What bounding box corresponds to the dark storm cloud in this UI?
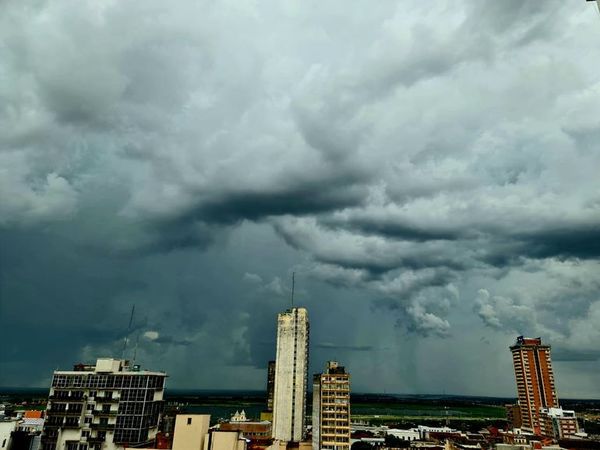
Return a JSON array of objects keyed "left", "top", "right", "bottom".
[
  {"left": 515, "top": 226, "right": 600, "bottom": 260},
  {"left": 335, "top": 218, "right": 464, "bottom": 242},
  {"left": 1, "top": 0, "right": 599, "bottom": 396},
  {"left": 171, "top": 173, "right": 368, "bottom": 226}
]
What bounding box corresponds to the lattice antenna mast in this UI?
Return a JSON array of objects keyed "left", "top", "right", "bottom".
[
  {"left": 121, "top": 304, "right": 136, "bottom": 359},
  {"left": 291, "top": 272, "right": 295, "bottom": 308},
  {"left": 132, "top": 332, "right": 140, "bottom": 365}
]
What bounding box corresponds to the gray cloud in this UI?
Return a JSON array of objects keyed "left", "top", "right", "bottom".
[
  {"left": 314, "top": 343, "right": 375, "bottom": 352},
  {"left": 0, "top": 0, "right": 599, "bottom": 396}
]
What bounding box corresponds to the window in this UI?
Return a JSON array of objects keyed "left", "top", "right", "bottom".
[{"left": 187, "top": 418, "right": 192, "bottom": 425}]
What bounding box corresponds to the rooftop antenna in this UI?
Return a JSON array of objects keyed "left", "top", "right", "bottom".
[
  {"left": 132, "top": 332, "right": 140, "bottom": 366},
  {"left": 290, "top": 272, "right": 295, "bottom": 308},
  {"left": 121, "top": 304, "right": 135, "bottom": 359}
]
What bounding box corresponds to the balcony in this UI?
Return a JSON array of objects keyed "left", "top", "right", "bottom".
[
  {"left": 49, "top": 396, "right": 86, "bottom": 402},
  {"left": 47, "top": 410, "right": 84, "bottom": 416},
  {"left": 94, "top": 397, "right": 120, "bottom": 403},
  {"left": 90, "top": 423, "right": 115, "bottom": 431},
  {"left": 93, "top": 410, "right": 118, "bottom": 417}
]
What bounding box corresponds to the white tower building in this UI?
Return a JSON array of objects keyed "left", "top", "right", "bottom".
[{"left": 272, "top": 307, "right": 309, "bottom": 442}]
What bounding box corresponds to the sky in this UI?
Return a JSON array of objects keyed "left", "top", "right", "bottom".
[{"left": 1, "top": 0, "right": 599, "bottom": 398}]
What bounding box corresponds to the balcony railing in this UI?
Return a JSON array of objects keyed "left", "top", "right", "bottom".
[
  {"left": 47, "top": 410, "right": 84, "bottom": 416},
  {"left": 94, "top": 397, "right": 120, "bottom": 403},
  {"left": 93, "top": 410, "right": 118, "bottom": 417},
  {"left": 49, "top": 396, "right": 86, "bottom": 402},
  {"left": 90, "top": 423, "right": 115, "bottom": 431}
]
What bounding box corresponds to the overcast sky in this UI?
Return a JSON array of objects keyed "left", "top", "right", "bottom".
[{"left": 1, "top": 0, "right": 599, "bottom": 398}]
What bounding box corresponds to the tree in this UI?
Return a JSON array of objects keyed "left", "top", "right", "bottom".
[{"left": 352, "top": 441, "right": 374, "bottom": 450}]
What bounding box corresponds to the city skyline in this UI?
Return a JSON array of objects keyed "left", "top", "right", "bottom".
[{"left": 1, "top": 0, "right": 600, "bottom": 399}]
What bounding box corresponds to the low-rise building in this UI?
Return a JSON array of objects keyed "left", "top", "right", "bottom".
[
  {"left": 205, "top": 431, "right": 246, "bottom": 450},
  {"left": 386, "top": 429, "right": 420, "bottom": 442},
  {"left": 172, "top": 415, "right": 210, "bottom": 450},
  {"left": 219, "top": 421, "right": 271, "bottom": 441},
  {"left": 539, "top": 409, "right": 578, "bottom": 440}
]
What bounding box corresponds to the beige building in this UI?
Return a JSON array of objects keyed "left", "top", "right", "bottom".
[
  {"left": 172, "top": 415, "right": 210, "bottom": 450},
  {"left": 205, "top": 431, "right": 246, "bottom": 450},
  {"left": 171, "top": 415, "right": 246, "bottom": 450},
  {"left": 312, "top": 362, "right": 350, "bottom": 450},
  {"left": 272, "top": 308, "right": 309, "bottom": 442}
]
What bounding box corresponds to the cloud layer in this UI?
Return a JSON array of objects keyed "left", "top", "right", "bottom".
[{"left": 1, "top": 0, "right": 599, "bottom": 397}]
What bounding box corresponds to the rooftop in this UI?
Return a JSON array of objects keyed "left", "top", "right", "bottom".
[{"left": 54, "top": 358, "right": 166, "bottom": 376}]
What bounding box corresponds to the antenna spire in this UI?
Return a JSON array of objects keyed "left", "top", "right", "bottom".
[
  {"left": 132, "top": 332, "right": 140, "bottom": 365},
  {"left": 121, "top": 304, "right": 136, "bottom": 359},
  {"left": 291, "top": 272, "right": 295, "bottom": 308}
]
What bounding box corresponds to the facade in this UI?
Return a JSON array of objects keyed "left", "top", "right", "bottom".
[
  {"left": 386, "top": 429, "right": 420, "bottom": 442},
  {"left": 219, "top": 421, "right": 271, "bottom": 441},
  {"left": 41, "top": 358, "right": 166, "bottom": 450},
  {"left": 172, "top": 415, "right": 210, "bottom": 450},
  {"left": 539, "top": 408, "right": 579, "bottom": 439},
  {"left": 205, "top": 431, "right": 246, "bottom": 450},
  {"left": 0, "top": 420, "right": 18, "bottom": 450},
  {"left": 266, "top": 362, "right": 276, "bottom": 414},
  {"left": 312, "top": 362, "right": 350, "bottom": 450},
  {"left": 510, "top": 337, "right": 558, "bottom": 434},
  {"left": 272, "top": 308, "right": 309, "bottom": 443},
  {"left": 506, "top": 404, "right": 523, "bottom": 429}
]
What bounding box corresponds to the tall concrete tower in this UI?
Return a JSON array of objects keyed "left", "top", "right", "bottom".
[
  {"left": 272, "top": 307, "right": 309, "bottom": 442},
  {"left": 510, "top": 336, "right": 559, "bottom": 434}
]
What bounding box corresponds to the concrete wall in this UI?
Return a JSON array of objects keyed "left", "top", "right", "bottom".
[
  {"left": 0, "top": 421, "right": 17, "bottom": 450},
  {"left": 207, "top": 431, "right": 245, "bottom": 450},
  {"left": 312, "top": 376, "right": 320, "bottom": 450},
  {"left": 172, "top": 415, "right": 210, "bottom": 450},
  {"left": 55, "top": 428, "right": 83, "bottom": 450}
]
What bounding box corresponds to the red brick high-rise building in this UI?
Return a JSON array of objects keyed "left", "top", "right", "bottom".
[{"left": 510, "top": 336, "right": 559, "bottom": 434}]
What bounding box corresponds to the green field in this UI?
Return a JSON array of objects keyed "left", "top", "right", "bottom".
[{"left": 351, "top": 403, "right": 506, "bottom": 420}]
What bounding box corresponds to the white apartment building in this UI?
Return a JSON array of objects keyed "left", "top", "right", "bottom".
[
  {"left": 539, "top": 408, "right": 579, "bottom": 439},
  {"left": 272, "top": 307, "right": 309, "bottom": 442},
  {"left": 42, "top": 358, "right": 166, "bottom": 450}
]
